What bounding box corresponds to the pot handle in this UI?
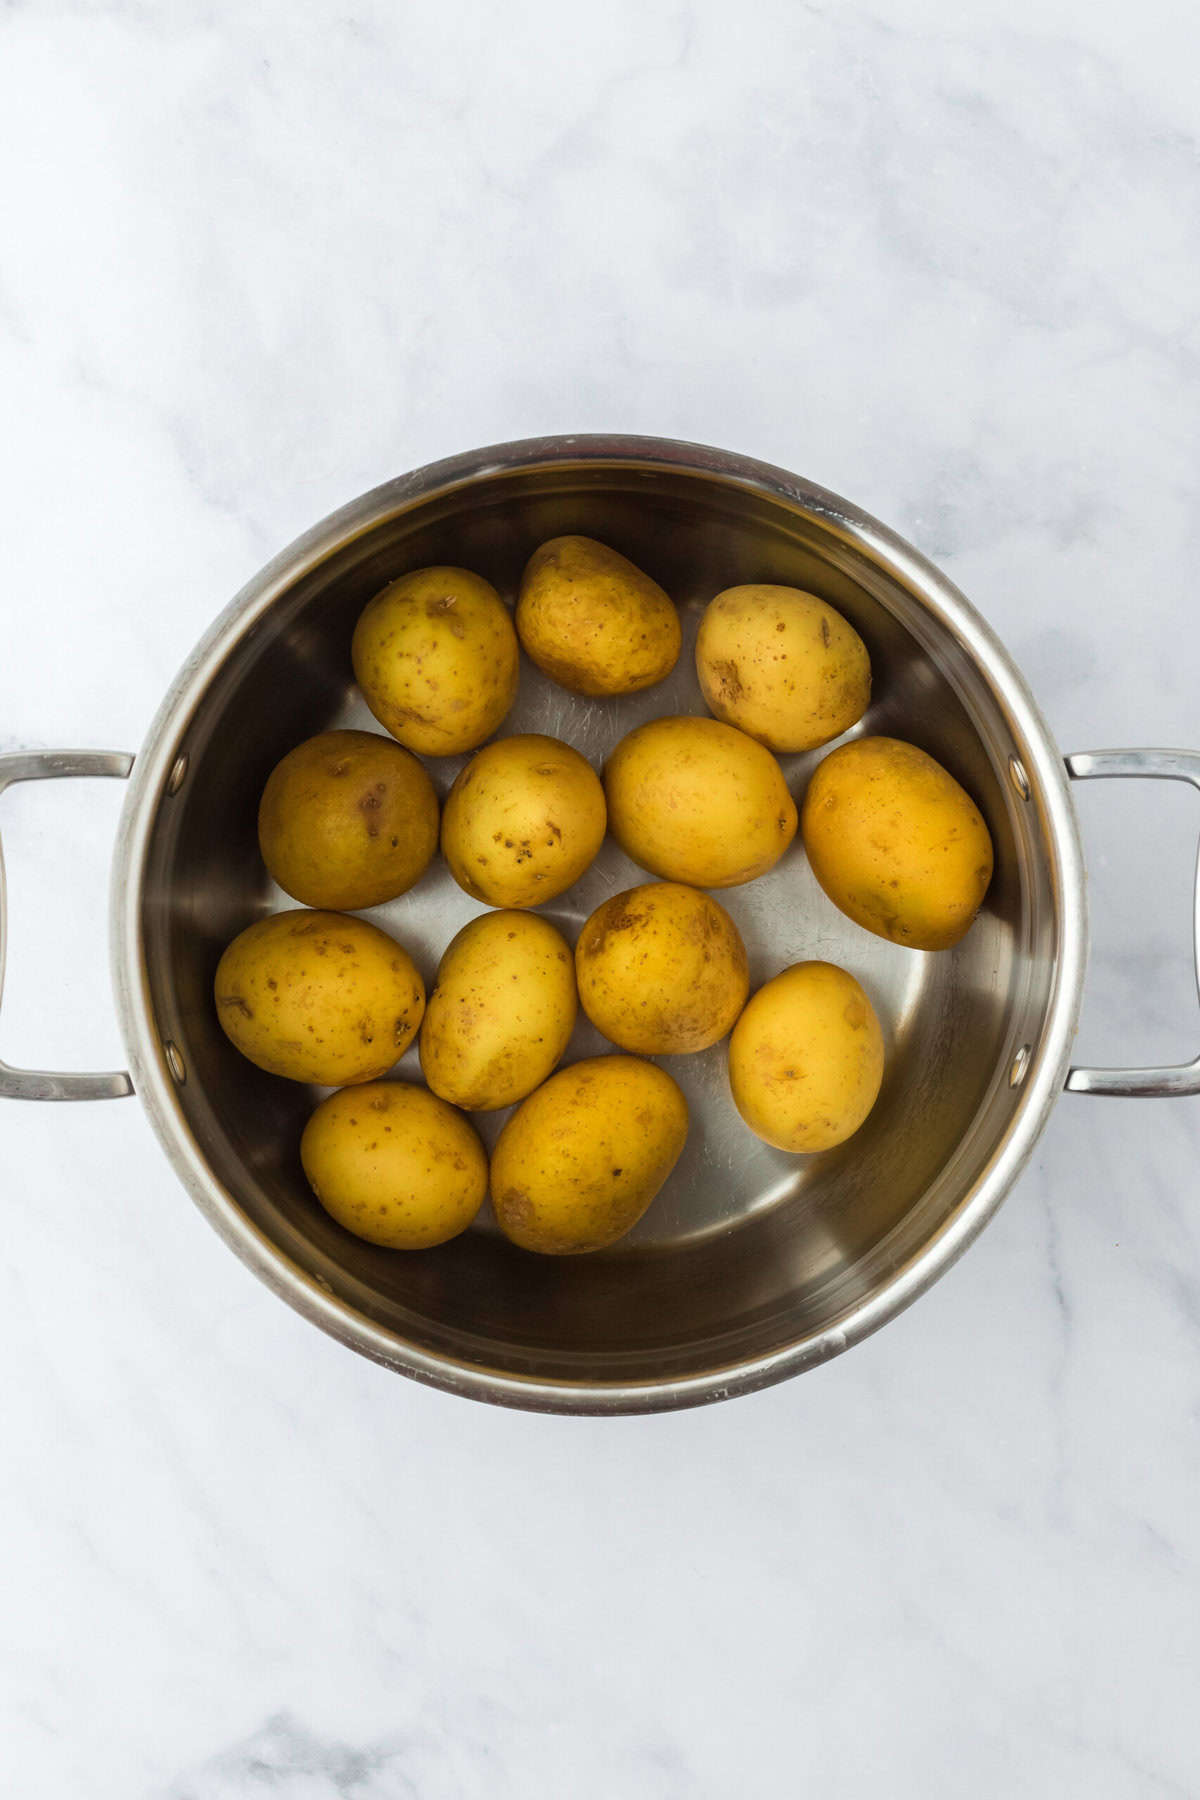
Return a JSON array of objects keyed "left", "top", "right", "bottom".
[
  {"left": 0, "top": 750, "right": 135, "bottom": 1100},
  {"left": 1065, "top": 748, "right": 1200, "bottom": 1098}
]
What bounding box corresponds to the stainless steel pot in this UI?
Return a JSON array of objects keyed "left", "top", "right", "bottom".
[{"left": 3, "top": 436, "right": 1198, "bottom": 1413}]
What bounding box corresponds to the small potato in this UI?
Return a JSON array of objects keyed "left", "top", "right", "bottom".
[
  {"left": 491, "top": 1055, "right": 688, "bottom": 1254},
  {"left": 728, "top": 962, "right": 884, "bottom": 1153},
  {"left": 604, "top": 714, "right": 796, "bottom": 888},
  {"left": 801, "top": 736, "right": 994, "bottom": 951},
  {"left": 420, "top": 911, "right": 577, "bottom": 1110},
  {"left": 214, "top": 910, "right": 425, "bottom": 1085},
  {"left": 441, "top": 733, "right": 606, "bottom": 907},
  {"left": 516, "top": 535, "right": 681, "bottom": 695},
  {"left": 696, "top": 583, "right": 870, "bottom": 752},
  {"left": 258, "top": 729, "right": 438, "bottom": 911},
  {"left": 575, "top": 882, "right": 748, "bottom": 1054},
  {"left": 351, "top": 566, "right": 519, "bottom": 756},
  {"left": 301, "top": 1082, "right": 486, "bottom": 1249}
]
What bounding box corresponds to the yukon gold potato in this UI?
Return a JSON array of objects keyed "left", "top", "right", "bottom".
[
  {"left": 801, "top": 736, "right": 994, "bottom": 951},
  {"left": 257, "top": 729, "right": 438, "bottom": 911},
  {"left": 696, "top": 583, "right": 870, "bottom": 752},
  {"left": 729, "top": 962, "right": 884, "bottom": 1153},
  {"left": 516, "top": 535, "right": 681, "bottom": 695},
  {"left": 575, "top": 882, "right": 749, "bottom": 1054},
  {"left": 441, "top": 733, "right": 606, "bottom": 907},
  {"left": 351, "top": 566, "right": 518, "bottom": 756},
  {"left": 603, "top": 715, "right": 796, "bottom": 888},
  {"left": 419, "top": 911, "right": 577, "bottom": 1110},
  {"left": 301, "top": 1082, "right": 486, "bottom": 1249},
  {"left": 491, "top": 1055, "right": 689, "bottom": 1254},
  {"left": 214, "top": 910, "right": 425, "bottom": 1085}
]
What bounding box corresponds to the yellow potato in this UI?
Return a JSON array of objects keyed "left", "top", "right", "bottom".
[
  {"left": 516, "top": 535, "right": 681, "bottom": 695},
  {"left": 696, "top": 583, "right": 871, "bottom": 752},
  {"left": 214, "top": 910, "right": 425, "bottom": 1085},
  {"left": 575, "top": 882, "right": 748, "bottom": 1054},
  {"left": 257, "top": 729, "right": 438, "bottom": 911},
  {"left": 351, "top": 566, "right": 518, "bottom": 756},
  {"left": 491, "top": 1055, "right": 688, "bottom": 1254},
  {"left": 441, "top": 733, "right": 606, "bottom": 907},
  {"left": 801, "top": 736, "right": 994, "bottom": 950},
  {"left": 301, "top": 1081, "right": 486, "bottom": 1249},
  {"left": 728, "top": 962, "right": 884, "bottom": 1152},
  {"left": 603, "top": 715, "right": 797, "bottom": 888},
  {"left": 419, "top": 911, "right": 577, "bottom": 1110}
]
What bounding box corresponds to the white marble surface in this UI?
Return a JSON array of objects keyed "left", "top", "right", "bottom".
[{"left": 3, "top": 1, "right": 1200, "bottom": 1793}]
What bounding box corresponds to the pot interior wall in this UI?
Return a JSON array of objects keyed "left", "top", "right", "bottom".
[{"left": 135, "top": 462, "right": 1060, "bottom": 1388}]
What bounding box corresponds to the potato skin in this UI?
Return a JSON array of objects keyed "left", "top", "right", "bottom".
[
  {"left": 419, "top": 910, "right": 577, "bottom": 1110},
  {"left": 301, "top": 1081, "right": 486, "bottom": 1249},
  {"left": 257, "top": 729, "right": 438, "bottom": 911},
  {"left": 490, "top": 1056, "right": 689, "bottom": 1254},
  {"left": 441, "top": 733, "right": 606, "bottom": 908},
  {"left": 214, "top": 910, "right": 425, "bottom": 1085},
  {"left": 696, "top": 583, "right": 870, "bottom": 752},
  {"left": 516, "top": 535, "right": 681, "bottom": 696},
  {"left": 351, "top": 566, "right": 519, "bottom": 756},
  {"left": 728, "top": 962, "right": 884, "bottom": 1153},
  {"left": 575, "top": 882, "right": 749, "bottom": 1054},
  {"left": 603, "top": 715, "right": 797, "bottom": 888},
  {"left": 801, "top": 736, "right": 994, "bottom": 951}
]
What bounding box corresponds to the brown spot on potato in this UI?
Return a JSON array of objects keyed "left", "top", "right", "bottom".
[
  {"left": 820, "top": 616, "right": 831, "bottom": 647},
  {"left": 217, "top": 994, "right": 253, "bottom": 1018},
  {"left": 710, "top": 658, "right": 743, "bottom": 701},
  {"left": 388, "top": 703, "right": 438, "bottom": 727},
  {"left": 502, "top": 1190, "right": 532, "bottom": 1229}
]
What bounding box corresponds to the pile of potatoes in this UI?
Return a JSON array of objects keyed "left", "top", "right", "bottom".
[{"left": 215, "top": 537, "right": 994, "bottom": 1256}]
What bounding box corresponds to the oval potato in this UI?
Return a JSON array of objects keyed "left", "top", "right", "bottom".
[
  {"left": 491, "top": 1056, "right": 689, "bottom": 1254},
  {"left": 258, "top": 729, "right": 438, "bottom": 911},
  {"left": 442, "top": 733, "right": 606, "bottom": 907},
  {"left": 301, "top": 1081, "right": 486, "bottom": 1248},
  {"left": 801, "top": 736, "right": 994, "bottom": 950},
  {"left": 729, "top": 962, "right": 884, "bottom": 1152},
  {"left": 214, "top": 910, "right": 425, "bottom": 1085},
  {"left": 352, "top": 566, "right": 519, "bottom": 756},
  {"left": 604, "top": 714, "right": 797, "bottom": 888},
  {"left": 575, "top": 882, "right": 748, "bottom": 1054},
  {"left": 420, "top": 910, "right": 577, "bottom": 1110},
  {"left": 696, "top": 583, "right": 870, "bottom": 752},
  {"left": 517, "top": 535, "right": 681, "bottom": 695}
]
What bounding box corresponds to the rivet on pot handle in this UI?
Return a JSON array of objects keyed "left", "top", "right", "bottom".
[
  {"left": 0, "top": 750, "right": 135, "bottom": 1101},
  {"left": 1065, "top": 748, "right": 1200, "bottom": 1098}
]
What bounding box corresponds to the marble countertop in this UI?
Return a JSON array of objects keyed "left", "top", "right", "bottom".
[{"left": 3, "top": 2, "right": 1200, "bottom": 1794}]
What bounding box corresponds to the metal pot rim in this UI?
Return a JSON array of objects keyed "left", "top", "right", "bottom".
[{"left": 109, "top": 433, "right": 1087, "bottom": 1414}]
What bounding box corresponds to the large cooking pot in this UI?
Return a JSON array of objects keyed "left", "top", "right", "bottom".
[{"left": 3, "top": 436, "right": 1197, "bottom": 1413}]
